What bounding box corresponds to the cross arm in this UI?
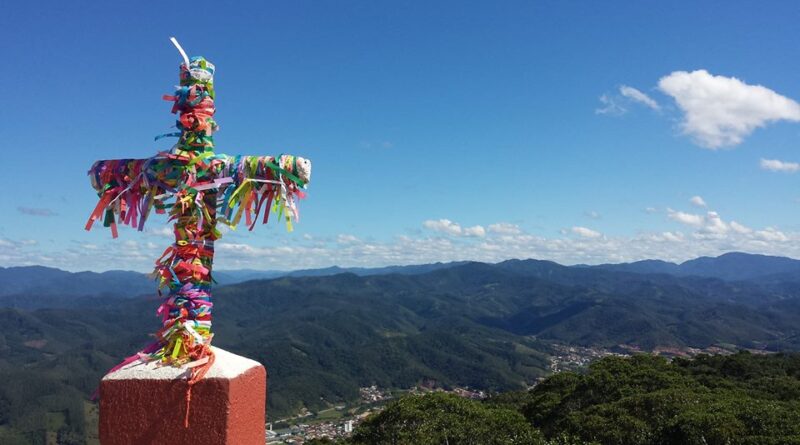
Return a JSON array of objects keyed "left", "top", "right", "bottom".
[{"left": 85, "top": 152, "right": 311, "bottom": 237}]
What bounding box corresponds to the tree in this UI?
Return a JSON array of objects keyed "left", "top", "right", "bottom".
[{"left": 351, "top": 393, "right": 544, "bottom": 445}]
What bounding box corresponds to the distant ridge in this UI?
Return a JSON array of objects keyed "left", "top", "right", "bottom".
[
  {"left": 212, "top": 261, "right": 470, "bottom": 283},
  {"left": 584, "top": 259, "right": 679, "bottom": 275},
  {"left": 2, "top": 253, "right": 798, "bottom": 308},
  {"left": 287, "top": 261, "right": 471, "bottom": 278},
  {"left": 591, "top": 252, "right": 800, "bottom": 281},
  {"left": 0, "top": 266, "right": 154, "bottom": 298}
]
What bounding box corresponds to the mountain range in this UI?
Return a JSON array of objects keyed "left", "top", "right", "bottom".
[
  {"left": 2, "top": 252, "right": 798, "bottom": 307},
  {"left": 0, "top": 261, "right": 471, "bottom": 306},
  {"left": 2, "top": 251, "right": 800, "bottom": 441}
]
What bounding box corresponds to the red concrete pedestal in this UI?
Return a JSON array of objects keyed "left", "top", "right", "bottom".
[{"left": 99, "top": 347, "right": 266, "bottom": 445}]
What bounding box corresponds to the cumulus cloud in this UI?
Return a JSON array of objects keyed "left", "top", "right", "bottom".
[
  {"left": 761, "top": 158, "right": 800, "bottom": 173},
  {"left": 423, "top": 219, "right": 484, "bottom": 237},
  {"left": 3, "top": 206, "right": 799, "bottom": 272},
  {"left": 463, "top": 226, "right": 486, "bottom": 237},
  {"left": 186, "top": 219, "right": 796, "bottom": 269},
  {"left": 620, "top": 85, "right": 660, "bottom": 110},
  {"left": 698, "top": 211, "right": 729, "bottom": 237},
  {"left": 667, "top": 209, "right": 704, "bottom": 227},
  {"left": 668, "top": 208, "right": 753, "bottom": 239},
  {"left": 3, "top": 218, "right": 800, "bottom": 273},
  {"left": 571, "top": 226, "right": 602, "bottom": 238},
  {"left": 584, "top": 211, "right": 602, "bottom": 220},
  {"left": 658, "top": 70, "right": 800, "bottom": 148},
  {"left": 423, "top": 219, "right": 465, "bottom": 236},
  {"left": 689, "top": 196, "right": 707, "bottom": 208}
]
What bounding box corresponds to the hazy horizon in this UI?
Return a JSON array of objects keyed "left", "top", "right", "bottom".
[{"left": 3, "top": 250, "right": 797, "bottom": 274}]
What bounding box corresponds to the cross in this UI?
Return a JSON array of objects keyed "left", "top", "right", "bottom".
[{"left": 85, "top": 40, "right": 311, "bottom": 389}]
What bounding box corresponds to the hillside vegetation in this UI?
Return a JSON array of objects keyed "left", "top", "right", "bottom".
[{"left": 344, "top": 352, "right": 800, "bottom": 444}]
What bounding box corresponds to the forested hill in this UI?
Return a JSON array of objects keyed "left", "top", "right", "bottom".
[
  {"left": 211, "top": 258, "right": 800, "bottom": 353},
  {"left": 345, "top": 352, "right": 800, "bottom": 445}
]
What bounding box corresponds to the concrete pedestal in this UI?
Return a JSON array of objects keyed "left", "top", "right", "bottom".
[{"left": 99, "top": 347, "right": 266, "bottom": 445}]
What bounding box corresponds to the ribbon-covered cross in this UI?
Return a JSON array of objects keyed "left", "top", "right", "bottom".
[{"left": 85, "top": 39, "right": 311, "bottom": 424}]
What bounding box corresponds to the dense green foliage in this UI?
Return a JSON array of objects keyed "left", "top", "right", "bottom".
[
  {"left": 212, "top": 271, "right": 554, "bottom": 415},
  {"left": 352, "top": 392, "right": 544, "bottom": 444},
  {"left": 341, "top": 353, "right": 800, "bottom": 445},
  {"left": 0, "top": 308, "right": 152, "bottom": 444},
  {"left": 516, "top": 352, "right": 800, "bottom": 444}
]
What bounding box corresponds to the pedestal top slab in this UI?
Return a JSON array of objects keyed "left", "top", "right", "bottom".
[{"left": 103, "top": 346, "right": 261, "bottom": 381}]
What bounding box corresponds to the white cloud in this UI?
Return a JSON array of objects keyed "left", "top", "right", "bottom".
[
  {"left": 760, "top": 158, "right": 800, "bottom": 173},
  {"left": 654, "top": 231, "right": 685, "bottom": 243},
  {"left": 667, "top": 208, "right": 753, "bottom": 240},
  {"left": 423, "top": 220, "right": 485, "bottom": 238},
  {"left": 463, "top": 226, "right": 486, "bottom": 237},
  {"left": 571, "top": 226, "right": 602, "bottom": 238},
  {"left": 595, "top": 94, "right": 626, "bottom": 115},
  {"left": 658, "top": 70, "right": 800, "bottom": 148},
  {"left": 753, "top": 227, "right": 787, "bottom": 242},
  {"left": 730, "top": 221, "right": 752, "bottom": 234},
  {"left": 216, "top": 242, "right": 259, "bottom": 255},
  {"left": 584, "top": 211, "right": 602, "bottom": 220},
  {"left": 488, "top": 223, "right": 522, "bottom": 235},
  {"left": 667, "top": 209, "right": 704, "bottom": 227},
  {"left": 156, "top": 219, "right": 800, "bottom": 270},
  {"left": 597, "top": 86, "right": 660, "bottom": 116},
  {"left": 620, "top": 85, "right": 660, "bottom": 110},
  {"left": 644, "top": 207, "right": 658, "bottom": 214},
  {"left": 700, "top": 211, "right": 728, "bottom": 236},
  {"left": 3, "top": 206, "right": 799, "bottom": 272},
  {"left": 423, "top": 219, "right": 464, "bottom": 236},
  {"left": 689, "top": 196, "right": 707, "bottom": 208}
]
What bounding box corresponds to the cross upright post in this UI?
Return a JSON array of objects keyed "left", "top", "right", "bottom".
[{"left": 87, "top": 40, "right": 311, "bottom": 440}]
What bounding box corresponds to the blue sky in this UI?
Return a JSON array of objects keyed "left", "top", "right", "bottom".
[{"left": 2, "top": 1, "right": 800, "bottom": 272}]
